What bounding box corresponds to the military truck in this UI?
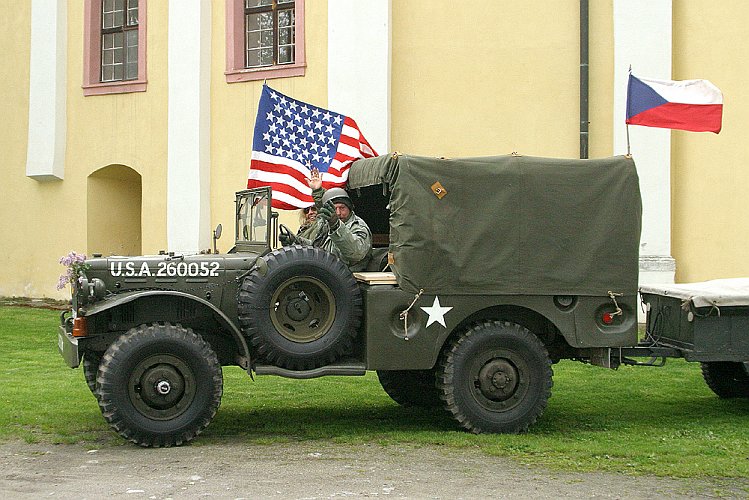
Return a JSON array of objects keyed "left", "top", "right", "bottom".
[{"left": 57, "top": 153, "right": 748, "bottom": 447}]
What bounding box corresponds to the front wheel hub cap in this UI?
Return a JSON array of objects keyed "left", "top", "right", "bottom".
[
  {"left": 155, "top": 380, "right": 172, "bottom": 395},
  {"left": 478, "top": 359, "right": 518, "bottom": 401},
  {"left": 139, "top": 364, "right": 185, "bottom": 409}
]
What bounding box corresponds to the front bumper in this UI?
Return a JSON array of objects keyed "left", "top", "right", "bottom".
[{"left": 58, "top": 315, "right": 81, "bottom": 368}]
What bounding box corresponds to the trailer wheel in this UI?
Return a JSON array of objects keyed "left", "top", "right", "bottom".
[
  {"left": 700, "top": 362, "right": 749, "bottom": 398},
  {"left": 377, "top": 369, "right": 442, "bottom": 408},
  {"left": 82, "top": 351, "right": 101, "bottom": 397},
  {"left": 238, "top": 245, "right": 362, "bottom": 370},
  {"left": 96, "top": 323, "right": 223, "bottom": 447},
  {"left": 437, "top": 321, "right": 553, "bottom": 434}
]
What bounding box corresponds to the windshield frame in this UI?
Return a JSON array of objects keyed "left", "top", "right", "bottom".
[{"left": 234, "top": 187, "right": 272, "bottom": 253}]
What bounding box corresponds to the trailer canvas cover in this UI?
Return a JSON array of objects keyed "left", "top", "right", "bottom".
[{"left": 348, "top": 154, "right": 642, "bottom": 296}]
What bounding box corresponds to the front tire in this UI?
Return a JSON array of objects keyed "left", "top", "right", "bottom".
[
  {"left": 701, "top": 361, "right": 749, "bottom": 398},
  {"left": 82, "top": 351, "right": 101, "bottom": 397},
  {"left": 377, "top": 369, "right": 442, "bottom": 408},
  {"left": 96, "top": 323, "right": 223, "bottom": 447},
  {"left": 437, "top": 321, "right": 553, "bottom": 434}
]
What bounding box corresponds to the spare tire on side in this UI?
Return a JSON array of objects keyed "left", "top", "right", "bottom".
[{"left": 238, "top": 245, "right": 363, "bottom": 370}]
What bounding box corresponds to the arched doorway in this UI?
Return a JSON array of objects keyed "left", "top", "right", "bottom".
[{"left": 87, "top": 165, "right": 142, "bottom": 256}]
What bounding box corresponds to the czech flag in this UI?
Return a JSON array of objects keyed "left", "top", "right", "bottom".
[{"left": 626, "top": 74, "right": 723, "bottom": 134}]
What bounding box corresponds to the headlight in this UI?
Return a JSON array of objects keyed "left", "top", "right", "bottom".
[{"left": 77, "top": 277, "right": 106, "bottom": 304}]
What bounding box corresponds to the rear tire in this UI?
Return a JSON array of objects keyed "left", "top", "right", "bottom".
[
  {"left": 437, "top": 321, "right": 552, "bottom": 434},
  {"left": 96, "top": 323, "right": 223, "bottom": 447},
  {"left": 377, "top": 369, "right": 442, "bottom": 408},
  {"left": 701, "top": 362, "right": 749, "bottom": 398}
]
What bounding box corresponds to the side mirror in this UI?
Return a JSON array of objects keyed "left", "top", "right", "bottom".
[{"left": 213, "top": 224, "right": 222, "bottom": 254}]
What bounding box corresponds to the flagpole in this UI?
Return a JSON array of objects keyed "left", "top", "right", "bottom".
[{"left": 626, "top": 66, "right": 632, "bottom": 157}]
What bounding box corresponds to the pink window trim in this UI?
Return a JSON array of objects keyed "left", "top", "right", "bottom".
[
  {"left": 225, "top": 0, "right": 306, "bottom": 83},
  {"left": 83, "top": 0, "right": 148, "bottom": 96}
]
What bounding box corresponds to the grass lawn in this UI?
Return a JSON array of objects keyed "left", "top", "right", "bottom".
[{"left": 1, "top": 305, "right": 747, "bottom": 479}]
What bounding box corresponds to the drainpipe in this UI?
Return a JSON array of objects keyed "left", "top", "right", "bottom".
[{"left": 580, "top": 0, "right": 589, "bottom": 159}]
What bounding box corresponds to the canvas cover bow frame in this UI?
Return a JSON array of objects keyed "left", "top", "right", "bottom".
[{"left": 347, "top": 153, "right": 642, "bottom": 297}]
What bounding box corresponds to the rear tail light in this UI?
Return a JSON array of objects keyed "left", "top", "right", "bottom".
[{"left": 72, "top": 317, "right": 88, "bottom": 337}]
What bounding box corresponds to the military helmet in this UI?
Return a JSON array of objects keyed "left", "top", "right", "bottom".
[{"left": 321, "top": 187, "right": 353, "bottom": 210}]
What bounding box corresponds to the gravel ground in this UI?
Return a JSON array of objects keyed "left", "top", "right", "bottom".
[{"left": 0, "top": 441, "right": 746, "bottom": 499}]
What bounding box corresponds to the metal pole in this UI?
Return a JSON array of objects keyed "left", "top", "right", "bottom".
[{"left": 579, "top": 0, "right": 589, "bottom": 159}]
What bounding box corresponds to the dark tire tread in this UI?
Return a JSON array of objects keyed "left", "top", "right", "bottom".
[
  {"left": 701, "top": 361, "right": 749, "bottom": 399},
  {"left": 377, "top": 369, "right": 442, "bottom": 408},
  {"left": 82, "top": 351, "right": 101, "bottom": 397},
  {"left": 95, "top": 323, "right": 223, "bottom": 447},
  {"left": 437, "top": 320, "right": 553, "bottom": 434},
  {"left": 237, "top": 245, "right": 362, "bottom": 370}
]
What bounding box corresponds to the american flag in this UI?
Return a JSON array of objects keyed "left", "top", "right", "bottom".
[{"left": 247, "top": 84, "right": 377, "bottom": 210}]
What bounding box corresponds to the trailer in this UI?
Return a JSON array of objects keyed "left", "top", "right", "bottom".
[{"left": 628, "top": 279, "right": 749, "bottom": 397}]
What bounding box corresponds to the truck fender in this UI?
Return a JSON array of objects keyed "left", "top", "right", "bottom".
[{"left": 81, "top": 290, "right": 252, "bottom": 372}]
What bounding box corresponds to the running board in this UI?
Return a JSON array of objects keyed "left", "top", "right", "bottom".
[{"left": 254, "top": 362, "right": 367, "bottom": 379}]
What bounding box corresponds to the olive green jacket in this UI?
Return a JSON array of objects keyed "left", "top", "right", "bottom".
[{"left": 296, "top": 187, "right": 373, "bottom": 271}]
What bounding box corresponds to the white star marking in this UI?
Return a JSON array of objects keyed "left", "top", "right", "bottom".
[{"left": 420, "top": 296, "right": 453, "bottom": 328}]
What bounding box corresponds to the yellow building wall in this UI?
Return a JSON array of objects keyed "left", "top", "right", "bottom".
[
  {"left": 2, "top": 1, "right": 748, "bottom": 299},
  {"left": 0, "top": 2, "right": 34, "bottom": 297},
  {"left": 390, "top": 0, "right": 615, "bottom": 159},
  {"left": 209, "top": 0, "right": 329, "bottom": 251},
  {"left": 672, "top": 0, "right": 749, "bottom": 281},
  {"left": 0, "top": 1, "right": 170, "bottom": 299}
]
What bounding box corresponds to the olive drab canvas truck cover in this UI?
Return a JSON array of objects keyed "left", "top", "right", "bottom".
[{"left": 347, "top": 153, "right": 642, "bottom": 296}]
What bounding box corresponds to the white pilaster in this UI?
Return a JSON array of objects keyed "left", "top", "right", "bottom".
[
  {"left": 328, "top": 0, "right": 391, "bottom": 154},
  {"left": 167, "top": 0, "right": 211, "bottom": 253},
  {"left": 26, "top": 0, "right": 67, "bottom": 181},
  {"left": 614, "top": 0, "right": 675, "bottom": 287}
]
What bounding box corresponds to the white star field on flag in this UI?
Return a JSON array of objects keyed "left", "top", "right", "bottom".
[{"left": 259, "top": 89, "right": 345, "bottom": 170}]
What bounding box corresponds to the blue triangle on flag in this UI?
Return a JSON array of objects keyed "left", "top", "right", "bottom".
[{"left": 627, "top": 75, "right": 668, "bottom": 118}]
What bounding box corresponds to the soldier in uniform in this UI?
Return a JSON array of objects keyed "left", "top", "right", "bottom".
[{"left": 281, "top": 168, "right": 373, "bottom": 271}]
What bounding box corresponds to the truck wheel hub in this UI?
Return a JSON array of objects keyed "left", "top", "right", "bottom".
[
  {"left": 478, "top": 359, "right": 518, "bottom": 401},
  {"left": 286, "top": 296, "right": 311, "bottom": 321},
  {"left": 155, "top": 380, "right": 172, "bottom": 395},
  {"left": 139, "top": 364, "right": 185, "bottom": 409}
]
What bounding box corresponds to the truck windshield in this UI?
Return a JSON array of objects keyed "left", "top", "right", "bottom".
[{"left": 236, "top": 190, "right": 270, "bottom": 244}]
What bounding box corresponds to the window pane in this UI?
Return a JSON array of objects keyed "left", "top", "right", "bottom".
[
  {"left": 127, "top": 0, "right": 139, "bottom": 26},
  {"left": 102, "top": 65, "right": 114, "bottom": 82},
  {"left": 260, "top": 29, "right": 273, "bottom": 47},
  {"left": 126, "top": 29, "right": 138, "bottom": 50},
  {"left": 278, "top": 46, "right": 293, "bottom": 64},
  {"left": 113, "top": 46, "right": 123, "bottom": 64},
  {"left": 246, "top": 49, "right": 261, "bottom": 68},
  {"left": 114, "top": 8, "right": 124, "bottom": 28},
  {"left": 125, "top": 61, "right": 138, "bottom": 80},
  {"left": 114, "top": 64, "right": 124, "bottom": 81},
  {"left": 278, "top": 9, "right": 292, "bottom": 28},
  {"left": 278, "top": 0, "right": 295, "bottom": 4},
  {"left": 246, "top": 31, "right": 260, "bottom": 49},
  {"left": 246, "top": 12, "right": 272, "bottom": 32}
]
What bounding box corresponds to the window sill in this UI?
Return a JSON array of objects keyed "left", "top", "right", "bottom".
[
  {"left": 83, "top": 79, "right": 148, "bottom": 96},
  {"left": 225, "top": 63, "right": 306, "bottom": 83}
]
